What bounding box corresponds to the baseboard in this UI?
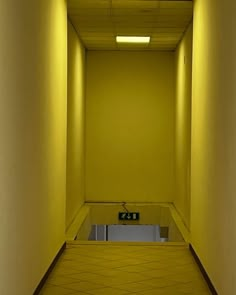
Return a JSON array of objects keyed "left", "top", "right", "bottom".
[
  {"left": 189, "top": 244, "right": 218, "bottom": 295},
  {"left": 33, "top": 242, "right": 66, "bottom": 295}
]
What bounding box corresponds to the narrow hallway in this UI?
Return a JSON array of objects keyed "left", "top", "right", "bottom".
[
  {"left": 40, "top": 242, "right": 210, "bottom": 295},
  {"left": 2, "top": 0, "right": 236, "bottom": 294}
]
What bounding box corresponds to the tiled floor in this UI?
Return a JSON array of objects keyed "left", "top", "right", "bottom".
[{"left": 39, "top": 242, "right": 211, "bottom": 295}]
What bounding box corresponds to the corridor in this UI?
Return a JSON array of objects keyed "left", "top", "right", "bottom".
[
  {"left": 39, "top": 242, "right": 210, "bottom": 295},
  {"left": 1, "top": 0, "right": 236, "bottom": 294}
]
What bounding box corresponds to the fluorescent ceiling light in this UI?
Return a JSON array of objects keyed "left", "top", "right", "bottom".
[{"left": 116, "top": 36, "right": 150, "bottom": 44}]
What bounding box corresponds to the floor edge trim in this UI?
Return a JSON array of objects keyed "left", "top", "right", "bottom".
[
  {"left": 33, "top": 242, "right": 66, "bottom": 295},
  {"left": 189, "top": 244, "right": 218, "bottom": 295}
]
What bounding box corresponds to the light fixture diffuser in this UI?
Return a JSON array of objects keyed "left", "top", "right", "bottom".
[{"left": 116, "top": 36, "right": 150, "bottom": 44}]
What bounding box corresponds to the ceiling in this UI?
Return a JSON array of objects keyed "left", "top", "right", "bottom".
[{"left": 68, "top": 0, "right": 193, "bottom": 51}]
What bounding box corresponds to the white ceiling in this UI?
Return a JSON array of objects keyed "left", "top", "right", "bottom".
[{"left": 68, "top": 0, "right": 193, "bottom": 51}]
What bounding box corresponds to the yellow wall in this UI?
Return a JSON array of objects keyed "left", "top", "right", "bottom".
[
  {"left": 0, "top": 1, "right": 67, "bottom": 294},
  {"left": 191, "top": 0, "right": 236, "bottom": 293},
  {"left": 174, "top": 24, "right": 193, "bottom": 229},
  {"left": 66, "top": 20, "right": 86, "bottom": 229},
  {"left": 85, "top": 51, "right": 175, "bottom": 203}
]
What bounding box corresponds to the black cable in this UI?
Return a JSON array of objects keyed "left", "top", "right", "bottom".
[{"left": 122, "top": 202, "right": 129, "bottom": 213}]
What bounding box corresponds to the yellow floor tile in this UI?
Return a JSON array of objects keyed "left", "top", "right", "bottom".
[
  {"left": 39, "top": 285, "right": 79, "bottom": 295},
  {"left": 39, "top": 242, "right": 211, "bottom": 295},
  {"left": 116, "top": 282, "right": 154, "bottom": 292},
  {"left": 46, "top": 275, "right": 80, "bottom": 286},
  {"left": 61, "top": 281, "right": 105, "bottom": 292},
  {"left": 86, "top": 287, "right": 129, "bottom": 295}
]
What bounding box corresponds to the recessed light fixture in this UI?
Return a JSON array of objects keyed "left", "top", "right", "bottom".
[{"left": 116, "top": 36, "right": 151, "bottom": 44}]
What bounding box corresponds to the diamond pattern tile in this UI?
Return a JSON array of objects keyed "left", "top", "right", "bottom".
[{"left": 39, "top": 242, "right": 211, "bottom": 295}]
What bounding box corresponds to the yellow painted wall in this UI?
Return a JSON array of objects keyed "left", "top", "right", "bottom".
[
  {"left": 0, "top": 1, "right": 67, "bottom": 294},
  {"left": 191, "top": 0, "right": 236, "bottom": 293},
  {"left": 174, "top": 23, "right": 193, "bottom": 229},
  {"left": 66, "top": 20, "right": 86, "bottom": 229},
  {"left": 85, "top": 51, "right": 175, "bottom": 202}
]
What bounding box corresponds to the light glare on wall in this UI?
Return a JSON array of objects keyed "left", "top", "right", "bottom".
[{"left": 116, "top": 36, "right": 150, "bottom": 44}]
